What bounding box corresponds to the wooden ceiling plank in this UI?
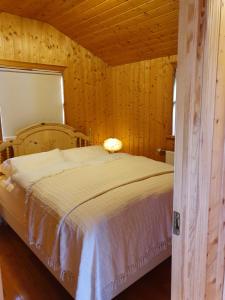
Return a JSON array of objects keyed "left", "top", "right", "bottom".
[
  {"left": 73, "top": 10, "right": 178, "bottom": 47},
  {"left": 62, "top": 0, "right": 162, "bottom": 33},
  {"left": 77, "top": 23, "right": 178, "bottom": 59},
  {"left": 21, "top": 0, "right": 57, "bottom": 19},
  {"left": 77, "top": 10, "right": 178, "bottom": 48},
  {"left": 95, "top": 33, "right": 178, "bottom": 57},
  {"left": 106, "top": 47, "right": 177, "bottom": 65},
  {"left": 0, "top": 0, "right": 179, "bottom": 65},
  {"left": 99, "top": 39, "right": 178, "bottom": 61},
  {"left": 70, "top": 0, "right": 178, "bottom": 39},
  {"left": 92, "top": 24, "right": 178, "bottom": 54},
  {"left": 53, "top": 0, "right": 130, "bottom": 28},
  {"left": 95, "top": 40, "right": 177, "bottom": 59},
  {"left": 49, "top": 0, "right": 113, "bottom": 26},
  {"left": 96, "top": 46, "right": 178, "bottom": 65},
  {"left": 35, "top": 0, "right": 86, "bottom": 21},
  {"left": 0, "top": 0, "right": 47, "bottom": 17},
  {"left": 94, "top": 25, "right": 178, "bottom": 49},
  {"left": 84, "top": 17, "right": 178, "bottom": 46}
]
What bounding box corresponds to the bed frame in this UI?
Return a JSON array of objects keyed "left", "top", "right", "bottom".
[
  {"left": 0, "top": 123, "right": 91, "bottom": 296},
  {"left": 0, "top": 123, "right": 171, "bottom": 298},
  {"left": 0, "top": 123, "right": 90, "bottom": 163}
]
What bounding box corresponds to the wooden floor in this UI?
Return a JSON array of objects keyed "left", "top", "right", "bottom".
[{"left": 0, "top": 224, "right": 171, "bottom": 300}]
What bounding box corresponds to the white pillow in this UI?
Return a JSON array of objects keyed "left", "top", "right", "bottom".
[
  {"left": 10, "top": 148, "right": 64, "bottom": 174},
  {"left": 62, "top": 145, "right": 108, "bottom": 163}
]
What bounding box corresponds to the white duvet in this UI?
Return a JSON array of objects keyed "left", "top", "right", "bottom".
[{"left": 12, "top": 153, "right": 173, "bottom": 300}]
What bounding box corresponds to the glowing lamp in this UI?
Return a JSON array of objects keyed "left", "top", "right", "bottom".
[{"left": 103, "top": 138, "right": 122, "bottom": 153}]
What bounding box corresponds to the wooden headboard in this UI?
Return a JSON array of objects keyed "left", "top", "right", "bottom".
[{"left": 0, "top": 123, "right": 90, "bottom": 163}]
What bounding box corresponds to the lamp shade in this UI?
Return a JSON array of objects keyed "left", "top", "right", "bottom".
[{"left": 103, "top": 138, "right": 122, "bottom": 152}]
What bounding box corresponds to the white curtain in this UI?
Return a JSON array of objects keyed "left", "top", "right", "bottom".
[{"left": 0, "top": 69, "right": 64, "bottom": 139}]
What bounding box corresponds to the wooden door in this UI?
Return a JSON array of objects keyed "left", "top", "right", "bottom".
[
  {"left": 0, "top": 268, "right": 3, "bottom": 300},
  {"left": 171, "top": 0, "right": 225, "bottom": 299}
]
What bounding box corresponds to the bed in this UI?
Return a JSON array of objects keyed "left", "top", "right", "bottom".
[{"left": 0, "top": 123, "right": 173, "bottom": 300}]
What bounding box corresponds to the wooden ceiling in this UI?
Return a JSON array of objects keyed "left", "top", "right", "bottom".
[{"left": 0, "top": 0, "right": 179, "bottom": 65}]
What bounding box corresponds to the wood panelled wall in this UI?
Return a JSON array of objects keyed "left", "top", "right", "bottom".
[
  {"left": 0, "top": 1, "right": 179, "bottom": 66},
  {"left": 0, "top": 12, "right": 112, "bottom": 144},
  {"left": 110, "top": 56, "right": 176, "bottom": 160},
  {"left": 0, "top": 13, "right": 176, "bottom": 160}
]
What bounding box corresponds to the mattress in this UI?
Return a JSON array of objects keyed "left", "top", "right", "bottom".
[{"left": 0, "top": 154, "right": 173, "bottom": 300}]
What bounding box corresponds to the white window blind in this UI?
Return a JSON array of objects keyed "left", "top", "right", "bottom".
[{"left": 0, "top": 68, "right": 64, "bottom": 140}]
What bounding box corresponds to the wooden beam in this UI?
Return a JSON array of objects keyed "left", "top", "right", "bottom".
[{"left": 172, "top": 0, "right": 225, "bottom": 299}]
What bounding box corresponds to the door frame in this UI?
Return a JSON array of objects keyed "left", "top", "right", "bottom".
[{"left": 172, "top": 0, "right": 225, "bottom": 299}]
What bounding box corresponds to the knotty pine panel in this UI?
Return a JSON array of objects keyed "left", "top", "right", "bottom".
[
  {"left": 110, "top": 56, "right": 176, "bottom": 160},
  {"left": 0, "top": 12, "right": 113, "bottom": 145},
  {"left": 0, "top": 13, "right": 176, "bottom": 160},
  {"left": 0, "top": 1, "right": 178, "bottom": 65}
]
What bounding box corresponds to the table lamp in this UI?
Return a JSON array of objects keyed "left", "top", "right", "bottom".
[{"left": 103, "top": 138, "right": 122, "bottom": 153}]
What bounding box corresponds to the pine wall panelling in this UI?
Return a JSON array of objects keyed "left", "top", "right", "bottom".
[
  {"left": 0, "top": 13, "right": 176, "bottom": 160},
  {"left": 0, "top": 12, "right": 113, "bottom": 145},
  {"left": 0, "top": 1, "right": 179, "bottom": 65},
  {"left": 111, "top": 56, "right": 176, "bottom": 160}
]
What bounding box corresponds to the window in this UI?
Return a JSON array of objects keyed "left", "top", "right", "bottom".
[
  {"left": 0, "top": 68, "right": 64, "bottom": 140},
  {"left": 172, "top": 74, "right": 177, "bottom": 136}
]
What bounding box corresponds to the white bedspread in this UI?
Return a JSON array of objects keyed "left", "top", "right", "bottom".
[{"left": 13, "top": 154, "right": 174, "bottom": 300}]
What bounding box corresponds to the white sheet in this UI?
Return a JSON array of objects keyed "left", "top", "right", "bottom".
[
  {"left": 12, "top": 154, "right": 173, "bottom": 300},
  {"left": 11, "top": 148, "right": 64, "bottom": 173},
  {"left": 62, "top": 145, "right": 108, "bottom": 162},
  {"left": 12, "top": 154, "right": 128, "bottom": 189}
]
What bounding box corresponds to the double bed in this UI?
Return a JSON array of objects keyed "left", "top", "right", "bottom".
[{"left": 0, "top": 123, "right": 173, "bottom": 300}]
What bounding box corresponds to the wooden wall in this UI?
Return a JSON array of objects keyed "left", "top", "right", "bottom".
[
  {"left": 0, "top": 13, "right": 176, "bottom": 160},
  {"left": 0, "top": 1, "right": 179, "bottom": 66},
  {"left": 110, "top": 56, "right": 176, "bottom": 160},
  {"left": 0, "top": 12, "right": 112, "bottom": 144}
]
